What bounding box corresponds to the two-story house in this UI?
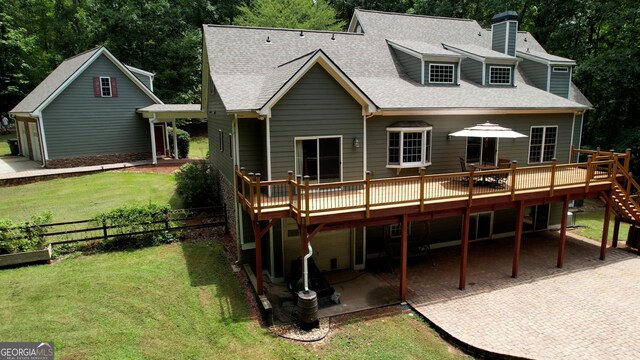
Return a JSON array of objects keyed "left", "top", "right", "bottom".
[{"left": 203, "top": 10, "right": 636, "bottom": 301}]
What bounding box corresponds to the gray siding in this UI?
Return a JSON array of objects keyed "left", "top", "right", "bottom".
[
  {"left": 366, "top": 113, "right": 575, "bottom": 178},
  {"left": 550, "top": 67, "right": 571, "bottom": 98},
  {"left": 460, "top": 58, "right": 483, "bottom": 84},
  {"left": 208, "top": 88, "right": 234, "bottom": 183},
  {"left": 392, "top": 48, "right": 422, "bottom": 84},
  {"left": 42, "top": 54, "right": 156, "bottom": 159},
  {"left": 548, "top": 202, "right": 564, "bottom": 226},
  {"left": 519, "top": 58, "right": 548, "bottom": 90},
  {"left": 485, "top": 64, "right": 515, "bottom": 86},
  {"left": 425, "top": 61, "right": 458, "bottom": 85},
  {"left": 131, "top": 72, "right": 152, "bottom": 90},
  {"left": 492, "top": 22, "right": 506, "bottom": 53},
  {"left": 572, "top": 114, "right": 583, "bottom": 157},
  {"left": 238, "top": 118, "right": 266, "bottom": 175},
  {"left": 507, "top": 22, "right": 518, "bottom": 56},
  {"left": 270, "top": 64, "right": 364, "bottom": 181}
]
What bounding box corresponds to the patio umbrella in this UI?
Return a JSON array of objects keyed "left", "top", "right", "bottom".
[{"left": 448, "top": 122, "right": 528, "bottom": 138}]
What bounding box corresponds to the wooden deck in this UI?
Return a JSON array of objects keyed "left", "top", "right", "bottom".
[{"left": 237, "top": 158, "right": 616, "bottom": 225}]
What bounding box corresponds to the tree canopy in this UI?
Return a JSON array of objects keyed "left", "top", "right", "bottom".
[{"left": 235, "top": 0, "right": 345, "bottom": 30}]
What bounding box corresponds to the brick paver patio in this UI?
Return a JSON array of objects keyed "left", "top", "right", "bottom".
[{"left": 383, "top": 232, "right": 640, "bottom": 359}]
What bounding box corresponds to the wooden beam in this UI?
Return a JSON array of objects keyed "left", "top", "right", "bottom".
[
  {"left": 307, "top": 224, "right": 325, "bottom": 242},
  {"left": 400, "top": 213, "right": 408, "bottom": 302},
  {"left": 253, "top": 221, "right": 264, "bottom": 295},
  {"left": 299, "top": 224, "right": 308, "bottom": 258},
  {"left": 600, "top": 195, "right": 611, "bottom": 260},
  {"left": 459, "top": 207, "right": 471, "bottom": 290},
  {"left": 557, "top": 195, "right": 570, "bottom": 268},
  {"left": 612, "top": 217, "right": 620, "bottom": 248},
  {"left": 512, "top": 201, "right": 525, "bottom": 278}
]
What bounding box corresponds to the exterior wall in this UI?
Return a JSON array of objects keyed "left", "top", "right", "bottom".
[
  {"left": 460, "top": 58, "right": 483, "bottom": 84},
  {"left": 208, "top": 88, "right": 235, "bottom": 183},
  {"left": 392, "top": 48, "right": 422, "bottom": 83},
  {"left": 238, "top": 118, "right": 266, "bottom": 175},
  {"left": 519, "top": 58, "right": 548, "bottom": 90},
  {"left": 130, "top": 72, "right": 152, "bottom": 90},
  {"left": 41, "top": 54, "right": 156, "bottom": 160},
  {"left": 550, "top": 67, "right": 571, "bottom": 98},
  {"left": 491, "top": 22, "right": 506, "bottom": 53},
  {"left": 424, "top": 61, "right": 458, "bottom": 85},
  {"left": 507, "top": 22, "right": 518, "bottom": 56},
  {"left": 485, "top": 64, "right": 515, "bottom": 86},
  {"left": 269, "top": 64, "right": 364, "bottom": 181},
  {"left": 366, "top": 113, "right": 574, "bottom": 178}
]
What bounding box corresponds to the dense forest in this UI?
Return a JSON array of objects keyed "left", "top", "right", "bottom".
[{"left": 1, "top": 0, "right": 638, "bottom": 170}]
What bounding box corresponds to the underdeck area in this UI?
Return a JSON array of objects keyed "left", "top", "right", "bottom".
[{"left": 381, "top": 232, "right": 640, "bottom": 359}]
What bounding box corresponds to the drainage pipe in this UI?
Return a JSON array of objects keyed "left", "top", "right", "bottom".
[{"left": 303, "top": 241, "right": 313, "bottom": 292}]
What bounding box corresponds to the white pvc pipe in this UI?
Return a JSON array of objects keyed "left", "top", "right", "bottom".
[{"left": 303, "top": 242, "right": 313, "bottom": 292}]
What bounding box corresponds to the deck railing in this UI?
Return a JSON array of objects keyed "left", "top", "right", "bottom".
[{"left": 237, "top": 148, "right": 628, "bottom": 224}]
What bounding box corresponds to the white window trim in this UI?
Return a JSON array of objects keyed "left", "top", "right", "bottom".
[
  {"left": 99, "top": 76, "right": 112, "bottom": 97},
  {"left": 488, "top": 66, "right": 512, "bottom": 85},
  {"left": 527, "top": 126, "right": 558, "bottom": 164},
  {"left": 389, "top": 223, "right": 412, "bottom": 239},
  {"left": 553, "top": 66, "right": 569, "bottom": 73},
  {"left": 428, "top": 63, "right": 455, "bottom": 84},
  {"left": 386, "top": 127, "right": 432, "bottom": 168},
  {"left": 293, "top": 135, "right": 343, "bottom": 184}
]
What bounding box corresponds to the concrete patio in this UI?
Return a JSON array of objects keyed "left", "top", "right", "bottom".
[{"left": 381, "top": 232, "right": 640, "bottom": 359}]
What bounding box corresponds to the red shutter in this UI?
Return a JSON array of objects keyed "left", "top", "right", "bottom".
[
  {"left": 110, "top": 77, "right": 118, "bottom": 97},
  {"left": 93, "top": 77, "right": 101, "bottom": 97}
]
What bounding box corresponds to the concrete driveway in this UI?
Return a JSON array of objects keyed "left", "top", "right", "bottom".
[
  {"left": 383, "top": 232, "right": 640, "bottom": 359},
  {"left": 0, "top": 155, "right": 42, "bottom": 175}
]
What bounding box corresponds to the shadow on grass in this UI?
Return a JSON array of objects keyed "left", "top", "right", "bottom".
[{"left": 180, "top": 240, "right": 250, "bottom": 323}]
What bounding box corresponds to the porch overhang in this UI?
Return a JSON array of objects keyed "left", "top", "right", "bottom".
[{"left": 137, "top": 104, "right": 206, "bottom": 120}]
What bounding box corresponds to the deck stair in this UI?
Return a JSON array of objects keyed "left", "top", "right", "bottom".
[{"left": 611, "top": 163, "right": 640, "bottom": 225}]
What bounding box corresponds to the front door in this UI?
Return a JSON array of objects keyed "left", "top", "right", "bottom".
[
  {"left": 466, "top": 137, "right": 498, "bottom": 166},
  {"left": 154, "top": 124, "right": 166, "bottom": 157},
  {"left": 295, "top": 137, "right": 341, "bottom": 183}
]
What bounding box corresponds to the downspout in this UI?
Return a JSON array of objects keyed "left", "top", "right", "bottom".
[{"left": 303, "top": 241, "right": 313, "bottom": 292}]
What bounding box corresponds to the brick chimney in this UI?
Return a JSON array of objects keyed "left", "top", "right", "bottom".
[{"left": 491, "top": 11, "right": 518, "bottom": 56}]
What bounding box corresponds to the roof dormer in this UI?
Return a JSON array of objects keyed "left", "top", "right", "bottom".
[
  {"left": 387, "top": 40, "right": 462, "bottom": 86},
  {"left": 443, "top": 43, "right": 520, "bottom": 86},
  {"left": 517, "top": 49, "right": 576, "bottom": 98}
]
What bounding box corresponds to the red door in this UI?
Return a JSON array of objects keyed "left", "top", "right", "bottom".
[{"left": 154, "top": 125, "right": 166, "bottom": 156}]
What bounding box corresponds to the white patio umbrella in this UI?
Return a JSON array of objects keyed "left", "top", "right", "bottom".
[{"left": 448, "top": 121, "right": 528, "bottom": 138}]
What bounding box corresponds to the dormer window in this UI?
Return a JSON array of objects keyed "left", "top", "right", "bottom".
[
  {"left": 428, "top": 64, "right": 455, "bottom": 84},
  {"left": 489, "top": 66, "right": 511, "bottom": 85},
  {"left": 553, "top": 66, "right": 569, "bottom": 73}
]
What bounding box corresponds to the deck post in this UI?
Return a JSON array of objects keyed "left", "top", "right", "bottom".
[
  {"left": 253, "top": 221, "right": 264, "bottom": 295},
  {"left": 510, "top": 160, "right": 517, "bottom": 200},
  {"left": 550, "top": 158, "right": 557, "bottom": 196},
  {"left": 365, "top": 171, "right": 371, "bottom": 218},
  {"left": 400, "top": 213, "right": 408, "bottom": 302},
  {"left": 468, "top": 165, "right": 475, "bottom": 207},
  {"left": 569, "top": 145, "right": 574, "bottom": 163},
  {"left": 557, "top": 194, "right": 571, "bottom": 268},
  {"left": 299, "top": 223, "right": 308, "bottom": 259},
  {"left": 612, "top": 217, "right": 620, "bottom": 248},
  {"left": 624, "top": 148, "right": 631, "bottom": 171},
  {"left": 419, "top": 168, "right": 425, "bottom": 212},
  {"left": 304, "top": 176, "right": 310, "bottom": 224},
  {"left": 296, "top": 175, "right": 302, "bottom": 222},
  {"left": 585, "top": 155, "right": 593, "bottom": 192},
  {"left": 512, "top": 200, "right": 525, "bottom": 278},
  {"left": 255, "top": 173, "right": 262, "bottom": 220},
  {"left": 288, "top": 171, "right": 294, "bottom": 216},
  {"left": 600, "top": 195, "right": 611, "bottom": 260},
  {"left": 459, "top": 206, "right": 471, "bottom": 290}
]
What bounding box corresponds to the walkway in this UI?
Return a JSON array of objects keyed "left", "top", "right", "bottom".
[{"left": 386, "top": 233, "right": 640, "bottom": 359}]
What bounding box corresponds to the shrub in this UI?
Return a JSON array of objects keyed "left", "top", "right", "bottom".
[
  {"left": 168, "top": 127, "right": 191, "bottom": 158},
  {"left": 175, "top": 162, "right": 219, "bottom": 208},
  {"left": 92, "top": 203, "right": 178, "bottom": 251},
  {"left": 0, "top": 212, "right": 53, "bottom": 254}
]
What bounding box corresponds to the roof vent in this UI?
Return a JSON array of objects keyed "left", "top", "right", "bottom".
[
  {"left": 526, "top": 48, "right": 530, "bottom": 53},
  {"left": 300, "top": 31, "right": 304, "bottom": 37},
  {"left": 331, "top": 34, "right": 335, "bottom": 41},
  {"left": 478, "top": 31, "right": 482, "bottom": 36},
  {"left": 524, "top": 37, "right": 528, "bottom": 42},
  {"left": 266, "top": 36, "right": 271, "bottom": 44}
]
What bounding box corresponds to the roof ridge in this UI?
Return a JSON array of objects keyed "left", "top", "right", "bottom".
[
  {"left": 355, "top": 8, "right": 476, "bottom": 22},
  {"left": 276, "top": 50, "right": 318, "bottom": 68},
  {"left": 205, "top": 24, "right": 362, "bottom": 36},
  {"left": 62, "top": 46, "right": 103, "bottom": 62}
]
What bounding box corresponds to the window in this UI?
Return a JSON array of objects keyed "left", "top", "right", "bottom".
[
  {"left": 389, "top": 223, "right": 411, "bottom": 238},
  {"left": 387, "top": 127, "right": 432, "bottom": 167},
  {"left": 489, "top": 66, "right": 512, "bottom": 85},
  {"left": 218, "top": 130, "right": 224, "bottom": 152},
  {"left": 553, "top": 67, "right": 569, "bottom": 73},
  {"left": 428, "top": 64, "right": 455, "bottom": 84},
  {"left": 100, "top": 77, "right": 112, "bottom": 97},
  {"left": 229, "top": 133, "right": 233, "bottom": 158},
  {"left": 528, "top": 126, "right": 557, "bottom": 163}
]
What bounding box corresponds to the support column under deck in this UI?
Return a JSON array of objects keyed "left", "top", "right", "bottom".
[
  {"left": 512, "top": 201, "right": 525, "bottom": 278},
  {"left": 600, "top": 198, "right": 612, "bottom": 260},
  {"left": 612, "top": 217, "right": 621, "bottom": 248},
  {"left": 400, "top": 213, "right": 408, "bottom": 302},
  {"left": 253, "top": 221, "right": 263, "bottom": 295},
  {"left": 459, "top": 207, "right": 471, "bottom": 290},
  {"left": 557, "top": 195, "right": 571, "bottom": 268}
]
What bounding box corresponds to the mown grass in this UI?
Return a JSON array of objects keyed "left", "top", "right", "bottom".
[
  {"left": 0, "top": 132, "right": 13, "bottom": 155},
  {"left": 573, "top": 199, "right": 631, "bottom": 242},
  {"left": 0, "top": 242, "right": 466, "bottom": 360},
  {"left": 0, "top": 171, "right": 179, "bottom": 222},
  {"left": 189, "top": 136, "right": 209, "bottom": 159}
]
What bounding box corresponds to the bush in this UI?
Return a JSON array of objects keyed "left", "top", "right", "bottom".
[
  {"left": 175, "top": 162, "right": 219, "bottom": 208},
  {"left": 0, "top": 212, "right": 53, "bottom": 254},
  {"left": 168, "top": 127, "right": 190, "bottom": 158},
  {"left": 92, "top": 204, "right": 178, "bottom": 251}
]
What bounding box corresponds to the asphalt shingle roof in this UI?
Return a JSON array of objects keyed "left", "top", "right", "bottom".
[{"left": 203, "top": 9, "right": 589, "bottom": 112}]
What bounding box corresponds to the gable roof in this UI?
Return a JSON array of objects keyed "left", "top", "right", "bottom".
[
  {"left": 11, "top": 47, "right": 162, "bottom": 115},
  {"left": 203, "top": 9, "right": 589, "bottom": 114}
]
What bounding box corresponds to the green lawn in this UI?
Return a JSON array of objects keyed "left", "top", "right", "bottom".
[
  {"left": 0, "top": 242, "right": 465, "bottom": 360},
  {"left": 573, "top": 199, "right": 631, "bottom": 242},
  {"left": 189, "top": 136, "right": 209, "bottom": 159},
  {"left": 0, "top": 132, "right": 13, "bottom": 155},
  {"left": 0, "top": 172, "right": 179, "bottom": 222}
]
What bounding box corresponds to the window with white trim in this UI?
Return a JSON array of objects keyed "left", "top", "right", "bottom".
[
  {"left": 100, "top": 77, "right": 112, "bottom": 97},
  {"left": 218, "top": 130, "right": 224, "bottom": 152},
  {"left": 489, "top": 66, "right": 511, "bottom": 85},
  {"left": 553, "top": 67, "right": 569, "bottom": 73},
  {"left": 528, "top": 126, "right": 557, "bottom": 163},
  {"left": 389, "top": 223, "right": 412, "bottom": 238},
  {"left": 428, "top": 64, "right": 455, "bottom": 84},
  {"left": 387, "top": 127, "right": 432, "bottom": 167}
]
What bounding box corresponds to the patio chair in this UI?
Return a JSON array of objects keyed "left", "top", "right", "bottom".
[
  {"left": 490, "top": 160, "right": 510, "bottom": 188},
  {"left": 459, "top": 157, "right": 471, "bottom": 184}
]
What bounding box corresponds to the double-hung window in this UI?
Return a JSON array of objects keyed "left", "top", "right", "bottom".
[
  {"left": 528, "top": 126, "right": 557, "bottom": 163},
  {"left": 100, "top": 77, "right": 112, "bottom": 97},
  {"left": 387, "top": 124, "right": 432, "bottom": 168},
  {"left": 489, "top": 66, "right": 512, "bottom": 85}
]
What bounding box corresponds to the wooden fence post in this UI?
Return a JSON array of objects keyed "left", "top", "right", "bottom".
[
  {"left": 550, "top": 158, "right": 557, "bottom": 196},
  {"left": 511, "top": 160, "right": 518, "bottom": 201},
  {"left": 365, "top": 171, "right": 371, "bottom": 218}
]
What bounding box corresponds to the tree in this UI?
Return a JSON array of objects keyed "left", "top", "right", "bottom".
[{"left": 235, "top": 0, "right": 345, "bottom": 30}]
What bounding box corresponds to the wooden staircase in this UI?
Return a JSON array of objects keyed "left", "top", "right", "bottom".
[{"left": 611, "top": 162, "right": 640, "bottom": 226}]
